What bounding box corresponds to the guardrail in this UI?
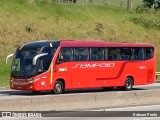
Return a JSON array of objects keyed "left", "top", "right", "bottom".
[{"left": 155, "top": 72, "right": 160, "bottom": 79}]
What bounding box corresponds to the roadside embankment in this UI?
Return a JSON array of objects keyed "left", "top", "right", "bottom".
[{"left": 0, "top": 89, "right": 160, "bottom": 111}]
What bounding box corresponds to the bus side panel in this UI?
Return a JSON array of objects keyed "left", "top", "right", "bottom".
[
  {"left": 70, "top": 62, "right": 97, "bottom": 88},
  {"left": 119, "top": 61, "right": 147, "bottom": 86},
  {"left": 146, "top": 58, "right": 156, "bottom": 84},
  {"left": 96, "top": 61, "right": 123, "bottom": 87},
  {"left": 54, "top": 62, "right": 98, "bottom": 89},
  {"left": 97, "top": 61, "right": 147, "bottom": 87},
  {"left": 53, "top": 62, "right": 72, "bottom": 89},
  {"left": 52, "top": 59, "right": 155, "bottom": 89}
]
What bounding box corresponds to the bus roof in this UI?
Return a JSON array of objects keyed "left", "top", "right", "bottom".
[
  {"left": 60, "top": 40, "right": 154, "bottom": 48},
  {"left": 21, "top": 40, "right": 154, "bottom": 49}
]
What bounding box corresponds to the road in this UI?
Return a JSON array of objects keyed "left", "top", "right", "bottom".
[
  {"left": 0, "top": 105, "right": 160, "bottom": 120},
  {"left": 0, "top": 83, "right": 160, "bottom": 120},
  {"left": 0, "top": 83, "right": 160, "bottom": 98}
]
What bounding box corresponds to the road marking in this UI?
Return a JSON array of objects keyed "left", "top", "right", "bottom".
[
  {"left": 104, "top": 105, "right": 160, "bottom": 111},
  {"left": 134, "top": 117, "right": 160, "bottom": 120}
]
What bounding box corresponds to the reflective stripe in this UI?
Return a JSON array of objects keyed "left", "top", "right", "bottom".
[
  {"left": 50, "top": 62, "right": 53, "bottom": 84},
  {"left": 59, "top": 67, "right": 67, "bottom": 72}
]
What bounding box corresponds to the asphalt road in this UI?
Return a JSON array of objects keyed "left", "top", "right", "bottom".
[
  {"left": 0, "top": 105, "right": 160, "bottom": 120},
  {"left": 0, "top": 83, "right": 160, "bottom": 98}
]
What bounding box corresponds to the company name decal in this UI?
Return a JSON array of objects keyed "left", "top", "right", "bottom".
[{"left": 72, "top": 63, "right": 115, "bottom": 68}]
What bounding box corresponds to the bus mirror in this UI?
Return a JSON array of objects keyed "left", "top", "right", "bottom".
[
  {"left": 57, "top": 55, "right": 64, "bottom": 64},
  {"left": 32, "top": 53, "right": 48, "bottom": 65},
  {"left": 37, "top": 68, "right": 43, "bottom": 74},
  {"left": 6, "top": 54, "right": 14, "bottom": 64}
]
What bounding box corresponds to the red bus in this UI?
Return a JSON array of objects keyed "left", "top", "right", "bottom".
[{"left": 6, "top": 40, "right": 156, "bottom": 94}]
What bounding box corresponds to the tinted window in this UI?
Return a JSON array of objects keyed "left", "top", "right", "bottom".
[
  {"left": 74, "top": 48, "right": 89, "bottom": 61},
  {"left": 132, "top": 48, "right": 144, "bottom": 60},
  {"left": 107, "top": 48, "right": 119, "bottom": 61},
  {"left": 144, "top": 47, "right": 154, "bottom": 60},
  {"left": 119, "top": 48, "right": 132, "bottom": 60},
  {"left": 90, "top": 48, "right": 104, "bottom": 61},
  {"left": 59, "top": 48, "right": 73, "bottom": 62}
]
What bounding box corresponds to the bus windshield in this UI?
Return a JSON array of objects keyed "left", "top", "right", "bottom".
[{"left": 11, "top": 46, "right": 57, "bottom": 78}]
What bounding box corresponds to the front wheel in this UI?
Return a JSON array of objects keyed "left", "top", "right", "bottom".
[
  {"left": 121, "top": 77, "right": 133, "bottom": 91},
  {"left": 53, "top": 81, "right": 64, "bottom": 94}
]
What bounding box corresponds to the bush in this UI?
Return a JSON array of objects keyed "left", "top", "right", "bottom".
[
  {"left": 135, "top": 3, "right": 149, "bottom": 13},
  {"left": 131, "top": 17, "right": 160, "bottom": 29},
  {"left": 143, "top": 0, "right": 160, "bottom": 10}
]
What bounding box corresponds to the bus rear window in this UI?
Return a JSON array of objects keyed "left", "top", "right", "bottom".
[{"left": 144, "top": 47, "right": 154, "bottom": 60}]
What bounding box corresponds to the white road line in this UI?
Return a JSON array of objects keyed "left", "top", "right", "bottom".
[
  {"left": 104, "top": 105, "right": 160, "bottom": 111},
  {"left": 134, "top": 117, "right": 160, "bottom": 120}
]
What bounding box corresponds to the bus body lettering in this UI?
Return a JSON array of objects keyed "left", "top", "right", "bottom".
[{"left": 72, "top": 63, "right": 115, "bottom": 68}]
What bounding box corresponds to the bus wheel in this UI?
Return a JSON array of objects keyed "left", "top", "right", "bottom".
[
  {"left": 121, "top": 77, "right": 133, "bottom": 91},
  {"left": 54, "top": 81, "right": 64, "bottom": 94},
  {"left": 32, "top": 91, "right": 40, "bottom": 94}
]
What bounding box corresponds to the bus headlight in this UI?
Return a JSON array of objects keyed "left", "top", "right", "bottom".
[
  {"left": 34, "top": 78, "right": 40, "bottom": 82},
  {"left": 28, "top": 78, "right": 40, "bottom": 83},
  {"left": 27, "top": 78, "right": 32, "bottom": 81}
]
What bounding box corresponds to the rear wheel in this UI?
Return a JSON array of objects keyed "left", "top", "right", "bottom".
[
  {"left": 53, "top": 81, "right": 64, "bottom": 94},
  {"left": 121, "top": 77, "right": 133, "bottom": 91}
]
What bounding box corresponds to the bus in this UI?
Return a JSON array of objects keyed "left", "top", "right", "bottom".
[{"left": 6, "top": 40, "right": 156, "bottom": 94}]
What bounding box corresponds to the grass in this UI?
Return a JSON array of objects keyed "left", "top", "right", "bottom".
[
  {"left": 0, "top": 60, "right": 11, "bottom": 87},
  {"left": 0, "top": 0, "right": 160, "bottom": 86},
  {"left": 77, "top": 0, "right": 143, "bottom": 8}
]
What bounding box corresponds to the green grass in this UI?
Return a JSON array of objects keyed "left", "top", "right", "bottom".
[
  {"left": 77, "top": 0, "right": 143, "bottom": 8},
  {"left": 0, "top": 0, "right": 160, "bottom": 86},
  {"left": 0, "top": 60, "right": 11, "bottom": 87}
]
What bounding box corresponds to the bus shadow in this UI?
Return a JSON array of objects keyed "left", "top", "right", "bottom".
[
  {"left": 0, "top": 87, "right": 148, "bottom": 96},
  {"left": 65, "top": 87, "right": 147, "bottom": 94}
]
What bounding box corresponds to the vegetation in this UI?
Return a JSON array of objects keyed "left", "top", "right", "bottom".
[
  {"left": 143, "top": 0, "right": 160, "bottom": 10},
  {"left": 0, "top": 0, "right": 160, "bottom": 87}
]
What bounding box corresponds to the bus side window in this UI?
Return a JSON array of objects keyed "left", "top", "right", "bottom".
[
  {"left": 144, "top": 47, "right": 154, "bottom": 60},
  {"left": 119, "top": 48, "right": 132, "bottom": 60},
  {"left": 74, "top": 48, "right": 89, "bottom": 61},
  {"left": 107, "top": 48, "right": 119, "bottom": 61},
  {"left": 133, "top": 48, "right": 144, "bottom": 60},
  {"left": 57, "top": 47, "right": 73, "bottom": 63},
  {"left": 90, "top": 48, "right": 104, "bottom": 61}
]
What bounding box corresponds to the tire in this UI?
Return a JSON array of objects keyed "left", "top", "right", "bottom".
[
  {"left": 53, "top": 81, "right": 64, "bottom": 94},
  {"left": 121, "top": 77, "right": 133, "bottom": 91},
  {"left": 32, "top": 91, "right": 40, "bottom": 94}
]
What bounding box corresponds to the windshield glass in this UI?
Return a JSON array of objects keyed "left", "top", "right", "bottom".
[{"left": 11, "top": 47, "right": 57, "bottom": 78}]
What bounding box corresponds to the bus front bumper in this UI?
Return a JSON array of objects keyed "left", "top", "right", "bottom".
[{"left": 10, "top": 77, "right": 48, "bottom": 91}]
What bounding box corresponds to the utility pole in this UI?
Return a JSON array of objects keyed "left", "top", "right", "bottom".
[
  {"left": 127, "top": 0, "right": 131, "bottom": 10},
  {"left": 86, "top": 0, "right": 88, "bottom": 5},
  {"left": 110, "top": 0, "right": 112, "bottom": 7}
]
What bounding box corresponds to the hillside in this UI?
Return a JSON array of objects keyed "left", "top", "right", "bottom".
[
  {"left": 0, "top": 0, "right": 160, "bottom": 58},
  {"left": 0, "top": 0, "right": 160, "bottom": 87}
]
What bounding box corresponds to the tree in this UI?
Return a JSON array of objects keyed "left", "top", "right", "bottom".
[{"left": 143, "top": 0, "right": 160, "bottom": 10}]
